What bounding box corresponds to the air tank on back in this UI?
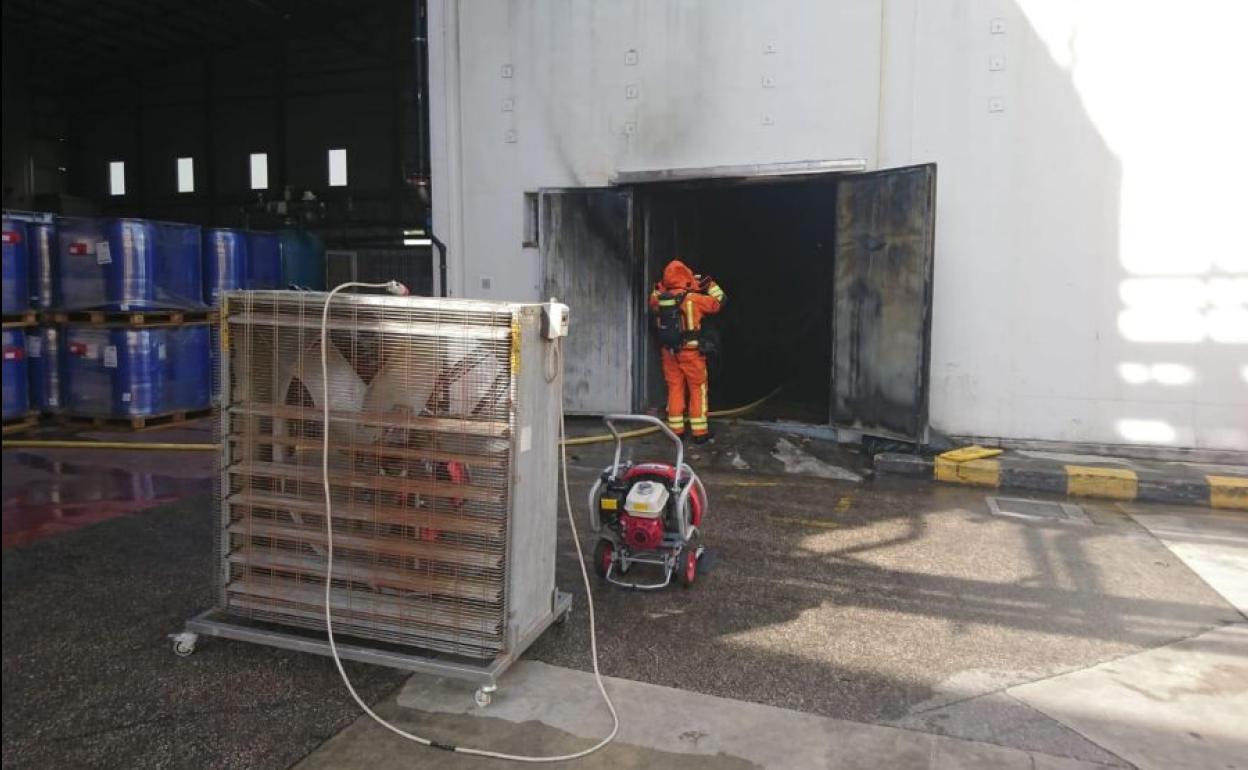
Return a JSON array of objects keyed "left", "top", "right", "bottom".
[
  {"left": 2, "top": 216, "right": 31, "bottom": 314},
  {"left": 203, "top": 228, "right": 247, "bottom": 306},
  {"left": 58, "top": 217, "right": 206, "bottom": 311}
]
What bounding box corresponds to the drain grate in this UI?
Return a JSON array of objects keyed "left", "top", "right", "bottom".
[{"left": 986, "top": 496, "right": 1091, "bottom": 524}]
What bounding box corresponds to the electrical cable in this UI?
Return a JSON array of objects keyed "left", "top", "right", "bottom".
[{"left": 320, "top": 282, "right": 619, "bottom": 762}]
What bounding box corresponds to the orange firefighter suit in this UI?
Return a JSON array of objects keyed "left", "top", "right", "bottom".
[{"left": 649, "top": 260, "right": 725, "bottom": 438}]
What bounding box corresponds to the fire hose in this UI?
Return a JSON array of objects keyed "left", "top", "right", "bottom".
[{"left": 3, "top": 388, "right": 780, "bottom": 452}]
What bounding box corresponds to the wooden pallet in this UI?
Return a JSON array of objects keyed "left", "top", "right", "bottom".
[
  {"left": 1, "top": 311, "right": 37, "bottom": 328},
  {"left": 1, "top": 413, "right": 39, "bottom": 436},
  {"left": 57, "top": 408, "right": 213, "bottom": 431},
  {"left": 49, "top": 309, "right": 219, "bottom": 327}
]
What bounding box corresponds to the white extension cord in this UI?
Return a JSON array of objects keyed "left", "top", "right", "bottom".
[{"left": 320, "top": 282, "right": 620, "bottom": 762}]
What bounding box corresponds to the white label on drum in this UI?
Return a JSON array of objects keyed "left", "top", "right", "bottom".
[
  {"left": 48, "top": 394, "right": 59, "bottom": 407},
  {"left": 158, "top": 344, "right": 167, "bottom": 361},
  {"left": 519, "top": 425, "right": 532, "bottom": 454},
  {"left": 103, "top": 345, "right": 118, "bottom": 368},
  {"left": 96, "top": 241, "right": 112, "bottom": 264},
  {"left": 28, "top": 336, "right": 42, "bottom": 357},
  {"left": 121, "top": 392, "right": 131, "bottom": 402}
]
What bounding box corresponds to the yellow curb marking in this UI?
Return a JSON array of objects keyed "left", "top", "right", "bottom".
[
  {"left": 1066, "top": 465, "right": 1138, "bottom": 500},
  {"left": 939, "top": 445, "right": 1004, "bottom": 463},
  {"left": 935, "top": 456, "right": 1001, "bottom": 487},
  {"left": 1208, "top": 475, "right": 1248, "bottom": 511}
]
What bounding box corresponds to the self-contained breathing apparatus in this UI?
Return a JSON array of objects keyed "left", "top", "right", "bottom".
[{"left": 653, "top": 277, "right": 721, "bottom": 356}]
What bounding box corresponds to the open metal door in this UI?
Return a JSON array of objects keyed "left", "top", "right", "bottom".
[
  {"left": 831, "top": 164, "right": 936, "bottom": 442},
  {"left": 540, "top": 188, "right": 636, "bottom": 414}
]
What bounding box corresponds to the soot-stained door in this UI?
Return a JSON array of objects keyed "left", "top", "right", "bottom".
[
  {"left": 540, "top": 188, "right": 637, "bottom": 414},
  {"left": 830, "top": 164, "right": 936, "bottom": 442}
]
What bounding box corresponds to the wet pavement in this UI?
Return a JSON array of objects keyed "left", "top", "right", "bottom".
[
  {"left": 2, "top": 418, "right": 1244, "bottom": 768},
  {"left": 1, "top": 493, "right": 406, "bottom": 770},
  {"left": 1, "top": 421, "right": 215, "bottom": 548}
]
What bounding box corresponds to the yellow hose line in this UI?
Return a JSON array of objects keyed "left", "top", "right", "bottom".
[
  {"left": 561, "top": 426, "right": 660, "bottom": 447},
  {"left": 2, "top": 440, "right": 218, "bottom": 452},
  {"left": 708, "top": 386, "right": 783, "bottom": 419},
  {"left": 560, "top": 386, "right": 782, "bottom": 447},
  {"left": 3, "top": 387, "right": 782, "bottom": 452}
]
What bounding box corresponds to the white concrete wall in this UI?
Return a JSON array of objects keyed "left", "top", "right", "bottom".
[
  {"left": 430, "top": 0, "right": 1248, "bottom": 452},
  {"left": 429, "top": 0, "right": 883, "bottom": 300},
  {"left": 880, "top": 0, "right": 1248, "bottom": 451}
]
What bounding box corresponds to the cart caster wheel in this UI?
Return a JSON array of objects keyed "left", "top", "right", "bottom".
[
  {"left": 474, "top": 686, "right": 496, "bottom": 708},
  {"left": 171, "top": 632, "right": 198, "bottom": 657}
]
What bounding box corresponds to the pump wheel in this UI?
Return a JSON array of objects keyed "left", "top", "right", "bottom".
[
  {"left": 593, "top": 539, "right": 614, "bottom": 580},
  {"left": 677, "top": 545, "right": 698, "bottom": 588}
]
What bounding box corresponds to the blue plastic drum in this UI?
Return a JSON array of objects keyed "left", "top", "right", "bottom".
[
  {"left": 167, "top": 324, "right": 211, "bottom": 411},
  {"left": 28, "top": 221, "right": 58, "bottom": 309},
  {"left": 203, "top": 228, "right": 247, "bottom": 306},
  {"left": 58, "top": 218, "right": 206, "bottom": 311},
  {"left": 244, "top": 230, "right": 282, "bottom": 290},
  {"left": 2, "top": 217, "right": 31, "bottom": 314},
  {"left": 64, "top": 326, "right": 166, "bottom": 416},
  {"left": 2, "top": 328, "right": 29, "bottom": 419},
  {"left": 26, "top": 326, "right": 65, "bottom": 413}
]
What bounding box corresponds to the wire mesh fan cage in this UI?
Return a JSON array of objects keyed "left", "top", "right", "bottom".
[{"left": 207, "top": 290, "right": 565, "bottom": 668}]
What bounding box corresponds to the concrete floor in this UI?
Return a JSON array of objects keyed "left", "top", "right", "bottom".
[
  {"left": 1, "top": 493, "right": 407, "bottom": 769},
  {"left": 2, "top": 421, "right": 1245, "bottom": 768},
  {"left": 299, "top": 661, "right": 1115, "bottom": 770}
]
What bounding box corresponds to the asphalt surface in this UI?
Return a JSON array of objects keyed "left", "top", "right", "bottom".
[
  {"left": 1, "top": 495, "right": 407, "bottom": 770},
  {"left": 2, "top": 422, "right": 1242, "bottom": 768},
  {"left": 531, "top": 426, "right": 1243, "bottom": 763}
]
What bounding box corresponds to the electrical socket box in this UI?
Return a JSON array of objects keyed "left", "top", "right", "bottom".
[{"left": 542, "top": 300, "right": 570, "bottom": 340}]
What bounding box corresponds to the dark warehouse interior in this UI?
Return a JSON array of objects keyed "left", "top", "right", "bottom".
[
  {"left": 2, "top": 0, "right": 435, "bottom": 293},
  {"left": 640, "top": 179, "right": 839, "bottom": 422}
]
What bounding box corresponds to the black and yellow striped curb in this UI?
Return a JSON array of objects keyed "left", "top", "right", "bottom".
[{"left": 874, "top": 452, "right": 1248, "bottom": 511}]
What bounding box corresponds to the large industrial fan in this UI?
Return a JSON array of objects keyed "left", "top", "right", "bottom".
[{"left": 176, "top": 290, "right": 570, "bottom": 700}]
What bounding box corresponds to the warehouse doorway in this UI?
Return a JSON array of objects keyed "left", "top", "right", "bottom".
[{"left": 540, "top": 164, "right": 935, "bottom": 442}]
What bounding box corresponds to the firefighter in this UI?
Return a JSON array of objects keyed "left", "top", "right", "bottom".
[{"left": 649, "top": 259, "right": 725, "bottom": 443}]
